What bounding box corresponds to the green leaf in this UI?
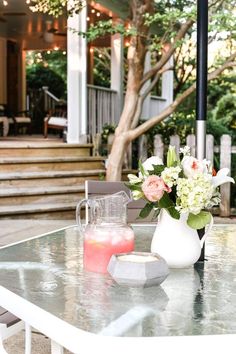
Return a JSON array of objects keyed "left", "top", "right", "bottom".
[
  {"left": 125, "top": 181, "right": 142, "bottom": 191},
  {"left": 158, "top": 193, "right": 180, "bottom": 220},
  {"left": 138, "top": 160, "right": 147, "bottom": 177},
  {"left": 187, "top": 211, "right": 212, "bottom": 230},
  {"left": 138, "top": 203, "right": 153, "bottom": 219},
  {"left": 167, "top": 146, "right": 178, "bottom": 167},
  {"left": 152, "top": 208, "right": 160, "bottom": 221},
  {"left": 149, "top": 164, "right": 165, "bottom": 175}
]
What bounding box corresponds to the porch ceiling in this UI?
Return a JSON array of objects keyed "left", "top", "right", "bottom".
[
  {"left": 0, "top": 0, "right": 129, "bottom": 50},
  {"left": 0, "top": 0, "right": 66, "bottom": 50}
]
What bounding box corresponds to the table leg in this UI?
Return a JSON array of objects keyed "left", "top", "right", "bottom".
[
  {"left": 0, "top": 341, "right": 8, "bottom": 354},
  {"left": 51, "top": 340, "right": 64, "bottom": 354},
  {"left": 25, "top": 323, "right": 31, "bottom": 354}
]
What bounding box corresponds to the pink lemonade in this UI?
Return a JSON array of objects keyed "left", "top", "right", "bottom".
[{"left": 83, "top": 226, "right": 135, "bottom": 273}]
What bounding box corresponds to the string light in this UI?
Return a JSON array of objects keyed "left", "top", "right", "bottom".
[
  {"left": 91, "top": 8, "right": 95, "bottom": 13},
  {"left": 26, "top": 0, "right": 31, "bottom": 4},
  {"left": 63, "top": 51, "right": 66, "bottom": 55},
  {"left": 86, "top": 16, "right": 90, "bottom": 21},
  {"left": 96, "top": 12, "right": 101, "bottom": 17},
  {"left": 3, "top": 0, "right": 8, "bottom": 6},
  {"left": 47, "top": 50, "right": 51, "bottom": 54},
  {"left": 90, "top": 47, "right": 94, "bottom": 53}
]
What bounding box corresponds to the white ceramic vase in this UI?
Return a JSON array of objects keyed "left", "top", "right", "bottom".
[{"left": 151, "top": 209, "right": 213, "bottom": 268}]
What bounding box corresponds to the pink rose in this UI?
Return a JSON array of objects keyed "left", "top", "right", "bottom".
[{"left": 141, "top": 175, "right": 171, "bottom": 202}]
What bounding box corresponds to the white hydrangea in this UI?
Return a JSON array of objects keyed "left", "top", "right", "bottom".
[
  {"left": 161, "top": 166, "right": 182, "bottom": 188},
  {"left": 176, "top": 173, "right": 214, "bottom": 215}
]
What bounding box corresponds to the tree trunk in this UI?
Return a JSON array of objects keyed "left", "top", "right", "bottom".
[
  {"left": 106, "top": 0, "right": 153, "bottom": 181},
  {"left": 106, "top": 133, "right": 129, "bottom": 181}
]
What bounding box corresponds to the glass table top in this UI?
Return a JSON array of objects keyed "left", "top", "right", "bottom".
[{"left": 0, "top": 224, "right": 236, "bottom": 337}]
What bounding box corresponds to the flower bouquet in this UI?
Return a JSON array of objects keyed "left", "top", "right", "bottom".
[{"left": 127, "top": 146, "right": 235, "bottom": 230}]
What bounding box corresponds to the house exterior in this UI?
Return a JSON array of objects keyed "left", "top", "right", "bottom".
[{"left": 0, "top": 0, "right": 173, "bottom": 143}]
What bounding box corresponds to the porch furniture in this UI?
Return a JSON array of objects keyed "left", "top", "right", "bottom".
[
  {"left": 0, "top": 105, "right": 10, "bottom": 137},
  {"left": 44, "top": 105, "right": 67, "bottom": 138},
  {"left": 0, "top": 306, "right": 31, "bottom": 354},
  {"left": 10, "top": 111, "right": 32, "bottom": 136},
  {"left": 0, "top": 224, "right": 235, "bottom": 353}
]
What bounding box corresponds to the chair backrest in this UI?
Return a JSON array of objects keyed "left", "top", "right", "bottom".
[{"left": 85, "top": 180, "right": 157, "bottom": 223}]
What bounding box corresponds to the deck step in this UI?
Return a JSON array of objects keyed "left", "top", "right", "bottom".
[
  {"left": 0, "top": 203, "right": 78, "bottom": 219},
  {"left": 0, "top": 170, "right": 106, "bottom": 187},
  {"left": 0, "top": 143, "right": 93, "bottom": 157},
  {"left": 0, "top": 185, "right": 85, "bottom": 205},
  {"left": 0, "top": 156, "right": 105, "bottom": 172}
]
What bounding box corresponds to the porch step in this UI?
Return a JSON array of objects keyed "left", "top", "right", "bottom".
[
  {"left": 0, "top": 170, "right": 106, "bottom": 187},
  {"left": 0, "top": 203, "right": 78, "bottom": 219},
  {"left": 0, "top": 143, "right": 93, "bottom": 157},
  {"left": 0, "top": 185, "right": 85, "bottom": 205},
  {"left": 0, "top": 156, "right": 105, "bottom": 172}
]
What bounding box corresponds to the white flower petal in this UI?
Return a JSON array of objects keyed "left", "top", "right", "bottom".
[
  {"left": 142, "top": 156, "right": 163, "bottom": 171},
  {"left": 212, "top": 168, "right": 235, "bottom": 188}
]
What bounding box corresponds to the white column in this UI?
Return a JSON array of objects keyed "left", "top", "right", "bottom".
[
  {"left": 111, "top": 33, "right": 124, "bottom": 122},
  {"left": 0, "top": 38, "right": 7, "bottom": 104},
  {"left": 162, "top": 56, "right": 174, "bottom": 107},
  {"left": 141, "top": 51, "right": 151, "bottom": 119},
  {"left": 67, "top": 4, "right": 87, "bottom": 143}
]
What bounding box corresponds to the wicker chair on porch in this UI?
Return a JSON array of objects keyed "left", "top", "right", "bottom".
[
  {"left": 10, "top": 110, "right": 32, "bottom": 136},
  {"left": 44, "top": 105, "right": 67, "bottom": 138}
]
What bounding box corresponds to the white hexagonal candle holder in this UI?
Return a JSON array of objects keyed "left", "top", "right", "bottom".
[{"left": 107, "top": 251, "right": 169, "bottom": 287}]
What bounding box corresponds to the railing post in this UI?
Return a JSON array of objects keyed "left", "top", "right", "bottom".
[
  {"left": 186, "top": 134, "right": 196, "bottom": 157},
  {"left": 138, "top": 135, "right": 148, "bottom": 162},
  {"left": 42, "top": 86, "right": 49, "bottom": 112},
  {"left": 153, "top": 134, "right": 164, "bottom": 161},
  {"left": 170, "top": 134, "right": 180, "bottom": 155},
  {"left": 220, "top": 134, "right": 232, "bottom": 217},
  {"left": 206, "top": 134, "right": 214, "bottom": 166}
]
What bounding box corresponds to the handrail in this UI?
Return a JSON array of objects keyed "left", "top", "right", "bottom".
[
  {"left": 42, "top": 87, "right": 60, "bottom": 102},
  {"left": 87, "top": 84, "right": 117, "bottom": 94}
]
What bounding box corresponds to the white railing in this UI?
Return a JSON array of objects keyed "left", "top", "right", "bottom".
[
  {"left": 87, "top": 85, "right": 119, "bottom": 136},
  {"left": 42, "top": 86, "right": 60, "bottom": 112},
  {"left": 138, "top": 133, "right": 235, "bottom": 217}
]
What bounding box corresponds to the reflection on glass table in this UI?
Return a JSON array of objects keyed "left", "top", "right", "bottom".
[{"left": 0, "top": 224, "right": 236, "bottom": 354}]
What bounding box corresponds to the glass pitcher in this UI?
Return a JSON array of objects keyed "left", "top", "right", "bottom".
[{"left": 76, "top": 191, "right": 135, "bottom": 273}]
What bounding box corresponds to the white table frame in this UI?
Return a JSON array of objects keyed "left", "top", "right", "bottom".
[{"left": 0, "top": 226, "right": 236, "bottom": 354}]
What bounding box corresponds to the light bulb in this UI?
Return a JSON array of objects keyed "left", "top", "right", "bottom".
[{"left": 3, "top": 0, "right": 8, "bottom": 6}]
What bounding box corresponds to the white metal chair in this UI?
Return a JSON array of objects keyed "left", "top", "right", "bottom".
[{"left": 0, "top": 306, "right": 31, "bottom": 354}]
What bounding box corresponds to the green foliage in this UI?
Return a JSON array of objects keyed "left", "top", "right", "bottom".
[
  {"left": 187, "top": 211, "right": 212, "bottom": 229},
  {"left": 158, "top": 193, "right": 180, "bottom": 220},
  {"left": 26, "top": 65, "right": 66, "bottom": 98},
  {"left": 93, "top": 48, "right": 111, "bottom": 88},
  {"left": 212, "top": 93, "right": 236, "bottom": 128},
  {"left": 74, "top": 20, "right": 136, "bottom": 42},
  {"left": 30, "top": 0, "right": 84, "bottom": 17}
]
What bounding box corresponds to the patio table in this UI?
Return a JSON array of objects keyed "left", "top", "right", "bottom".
[{"left": 0, "top": 224, "right": 236, "bottom": 354}]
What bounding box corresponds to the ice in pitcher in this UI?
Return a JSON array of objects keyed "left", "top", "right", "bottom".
[{"left": 83, "top": 226, "right": 135, "bottom": 273}]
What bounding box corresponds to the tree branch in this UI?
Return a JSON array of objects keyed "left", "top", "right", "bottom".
[
  {"left": 130, "top": 65, "right": 173, "bottom": 129},
  {"left": 139, "top": 19, "right": 194, "bottom": 88},
  {"left": 128, "top": 53, "right": 236, "bottom": 141}
]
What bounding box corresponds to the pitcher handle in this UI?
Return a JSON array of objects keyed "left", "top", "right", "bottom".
[
  {"left": 200, "top": 214, "right": 214, "bottom": 249},
  {"left": 76, "top": 198, "right": 89, "bottom": 232}
]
